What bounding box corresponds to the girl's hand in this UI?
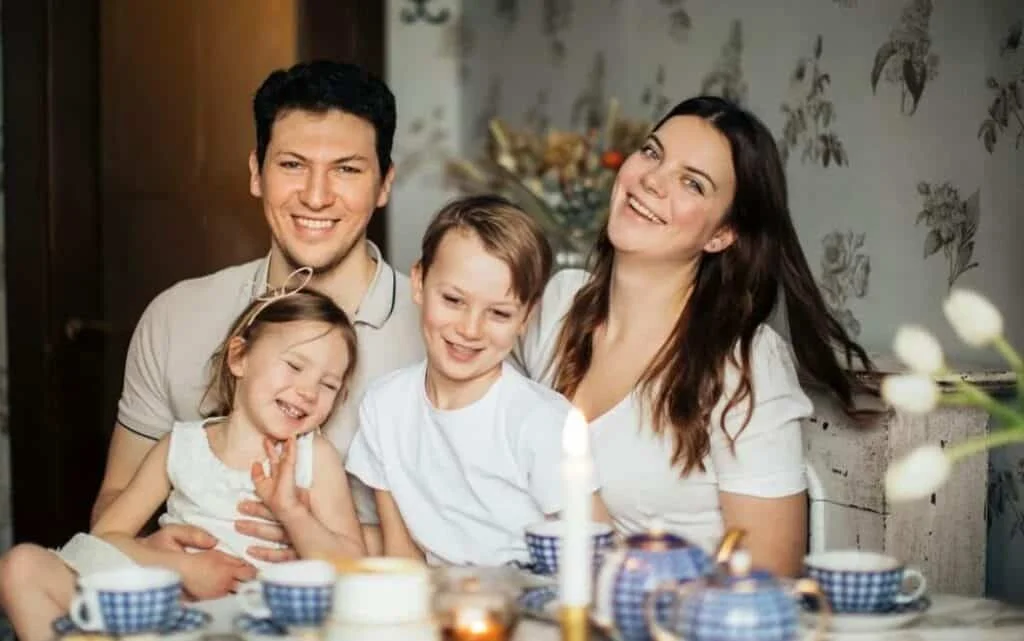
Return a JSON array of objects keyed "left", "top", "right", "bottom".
[
  {"left": 178, "top": 549, "right": 256, "bottom": 600},
  {"left": 251, "top": 437, "right": 311, "bottom": 521}
]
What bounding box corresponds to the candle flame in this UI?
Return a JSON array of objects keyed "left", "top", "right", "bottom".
[{"left": 563, "top": 407, "right": 589, "bottom": 458}]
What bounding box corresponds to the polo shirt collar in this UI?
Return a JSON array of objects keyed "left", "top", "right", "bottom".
[{"left": 245, "top": 240, "right": 397, "bottom": 329}]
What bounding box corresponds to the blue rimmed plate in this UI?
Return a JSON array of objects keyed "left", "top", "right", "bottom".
[
  {"left": 53, "top": 607, "right": 210, "bottom": 640},
  {"left": 233, "top": 613, "right": 289, "bottom": 639}
]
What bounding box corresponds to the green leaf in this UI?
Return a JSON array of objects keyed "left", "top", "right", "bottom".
[
  {"left": 923, "top": 229, "right": 944, "bottom": 257},
  {"left": 871, "top": 41, "right": 897, "bottom": 93}
]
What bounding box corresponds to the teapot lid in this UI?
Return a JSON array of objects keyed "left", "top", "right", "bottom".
[
  {"left": 625, "top": 528, "right": 695, "bottom": 552},
  {"left": 708, "top": 550, "right": 780, "bottom": 592}
]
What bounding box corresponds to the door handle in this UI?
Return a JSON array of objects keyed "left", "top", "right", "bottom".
[{"left": 64, "top": 317, "right": 113, "bottom": 341}]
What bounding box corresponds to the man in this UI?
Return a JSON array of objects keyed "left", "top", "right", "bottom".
[{"left": 92, "top": 60, "right": 423, "bottom": 586}]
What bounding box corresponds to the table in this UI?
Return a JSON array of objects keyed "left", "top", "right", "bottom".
[{"left": 192, "top": 593, "right": 1024, "bottom": 640}]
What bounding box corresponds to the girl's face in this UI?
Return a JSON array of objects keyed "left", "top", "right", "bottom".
[
  {"left": 607, "top": 115, "right": 738, "bottom": 263},
  {"left": 228, "top": 320, "right": 350, "bottom": 440}
]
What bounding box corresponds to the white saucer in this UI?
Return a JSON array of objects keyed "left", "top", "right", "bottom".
[{"left": 802, "top": 598, "right": 931, "bottom": 633}]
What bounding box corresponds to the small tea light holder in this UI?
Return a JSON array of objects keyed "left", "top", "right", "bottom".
[{"left": 435, "top": 575, "right": 517, "bottom": 641}]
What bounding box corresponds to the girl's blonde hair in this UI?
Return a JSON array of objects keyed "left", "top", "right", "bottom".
[{"left": 201, "top": 287, "right": 359, "bottom": 418}]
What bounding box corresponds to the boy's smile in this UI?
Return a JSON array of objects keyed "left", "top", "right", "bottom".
[{"left": 412, "top": 229, "right": 530, "bottom": 410}]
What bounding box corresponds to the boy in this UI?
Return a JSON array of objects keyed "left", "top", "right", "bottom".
[{"left": 346, "top": 195, "right": 605, "bottom": 565}]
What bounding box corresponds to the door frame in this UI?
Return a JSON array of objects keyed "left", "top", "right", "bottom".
[{"left": 2, "top": 0, "right": 104, "bottom": 545}]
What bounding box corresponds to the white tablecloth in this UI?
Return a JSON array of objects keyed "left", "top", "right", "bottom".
[{"left": 192, "top": 593, "right": 1024, "bottom": 641}]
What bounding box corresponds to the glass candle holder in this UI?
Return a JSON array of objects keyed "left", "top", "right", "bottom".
[{"left": 434, "top": 570, "right": 518, "bottom": 641}]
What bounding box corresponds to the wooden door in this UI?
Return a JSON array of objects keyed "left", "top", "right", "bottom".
[{"left": 3, "top": 0, "right": 385, "bottom": 546}]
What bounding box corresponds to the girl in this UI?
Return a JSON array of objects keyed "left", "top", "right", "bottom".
[
  {"left": 518, "top": 96, "right": 871, "bottom": 577},
  {"left": 0, "top": 273, "right": 366, "bottom": 641}
]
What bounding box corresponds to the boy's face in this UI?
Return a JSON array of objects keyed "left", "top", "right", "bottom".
[
  {"left": 249, "top": 109, "right": 395, "bottom": 276},
  {"left": 412, "top": 229, "right": 531, "bottom": 400}
]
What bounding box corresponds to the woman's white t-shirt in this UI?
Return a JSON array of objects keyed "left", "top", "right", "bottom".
[{"left": 517, "top": 269, "right": 811, "bottom": 552}]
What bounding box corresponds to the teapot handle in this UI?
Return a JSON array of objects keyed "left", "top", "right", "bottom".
[
  {"left": 643, "top": 580, "right": 702, "bottom": 641},
  {"left": 713, "top": 527, "right": 747, "bottom": 566},
  {"left": 783, "top": 577, "right": 831, "bottom": 641}
]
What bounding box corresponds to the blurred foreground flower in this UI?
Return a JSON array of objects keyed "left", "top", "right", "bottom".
[{"left": 884, "top": 288, "right": 1024, "bottom": 502}]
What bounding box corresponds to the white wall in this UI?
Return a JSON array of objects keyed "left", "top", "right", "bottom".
[{"left": 385, "top": 0, "right": 465, "bottom": 273}]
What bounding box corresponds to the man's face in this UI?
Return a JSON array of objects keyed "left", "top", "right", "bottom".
[{"left": 249, "top": 109, "right": 395, "bottom": 274}]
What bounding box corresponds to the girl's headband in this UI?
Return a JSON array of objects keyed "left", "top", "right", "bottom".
[{"left": 244, "top": 266, "right": 313, "bottom": 328}]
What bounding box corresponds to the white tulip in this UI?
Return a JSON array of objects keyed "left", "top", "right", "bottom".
[
  {"left": 943, "top": 289, "right": 1003, "bottom": 347},
  {"left": 893, "top": 325, "right": 945, "bottom": 374},
  {"left": 881, "top": 374, "right": 939, "bottom": 414},
  {"left": 885, "top": 444, "right": 952, "bottom": 502}
]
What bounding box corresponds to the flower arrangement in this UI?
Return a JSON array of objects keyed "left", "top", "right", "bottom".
[
  {"left": 882, "top": 289, "right": 1023, "bottom": 501},
  {"left": 447, "top": 100, "right": 651, "bottom": 266}
]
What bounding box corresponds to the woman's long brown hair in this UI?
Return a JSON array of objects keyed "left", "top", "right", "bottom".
[{"left": 550, "top": 96, "right": 871, "bottom": 475}]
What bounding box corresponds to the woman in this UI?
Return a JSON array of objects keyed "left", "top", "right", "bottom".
[{"left": 518, "top": 96, "right": 869, "bottom": 576}]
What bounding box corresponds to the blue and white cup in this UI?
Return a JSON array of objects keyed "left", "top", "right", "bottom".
[
  {"left": 524, "top": 520, "right": 616, "bottom": 576},
  {"left": 804, "top": 550, "right": 927, "bottom": 614},
  {"left": 69, "top": 566, "right": 182, "bottom": 635},
  {"left": 237, "top": 559, "right": 336, "bottom": 628}
]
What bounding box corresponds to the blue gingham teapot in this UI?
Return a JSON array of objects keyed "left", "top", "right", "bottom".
[
  {"left": 645, "top": 550, "right": 831, "bottom": 641},
  {"left": 591, "top": 527, "right": 744, "bottom": 641}
]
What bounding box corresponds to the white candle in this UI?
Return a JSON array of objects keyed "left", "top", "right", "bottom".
[{"left": 559, "top": 407, "right": 594, "bottom": 606}]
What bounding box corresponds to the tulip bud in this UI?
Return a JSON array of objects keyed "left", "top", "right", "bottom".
[
  {"left": 944, "top": 289, "right": 1003, "bottom": 347},
  {"left": 881, "top": 374, "right": 939, "bottom": 414},
  {"left": 885, "top": 444, "right": 952, "bottom": 502},
  {"left": 893, "top": 325, "right": 945, "bottom": 375}
]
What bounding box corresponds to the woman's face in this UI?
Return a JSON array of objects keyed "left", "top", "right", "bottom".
[{"left": 607, "top": 115, "right": 738, "bottom": 263}]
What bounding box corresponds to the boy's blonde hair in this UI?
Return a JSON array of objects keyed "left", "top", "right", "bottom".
[
  {"left": 419, "top": 195, "right": 553, "bottom": 308},
  {"left": 201, "top": 288, "right": 358, "bottom": 418}
]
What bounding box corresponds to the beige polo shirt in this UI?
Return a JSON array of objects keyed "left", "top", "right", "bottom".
[{"left": 116, "top": 241, "right": 424, "bottom": 522}]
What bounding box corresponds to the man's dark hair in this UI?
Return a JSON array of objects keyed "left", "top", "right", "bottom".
[{"left": 253, "top": 60, "right": 396, "bottom": 175}]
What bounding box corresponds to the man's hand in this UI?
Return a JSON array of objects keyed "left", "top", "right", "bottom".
[
  {"left": 178, "top": 549, "right": 257, "bottom": 600},
  {"left": 143, "top": 523, "right": 218, "bottom": 553}
]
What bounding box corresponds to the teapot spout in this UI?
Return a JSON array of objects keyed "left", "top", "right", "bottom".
[{"left": 713, "top": 527, "right": 747, "bottom": 566}]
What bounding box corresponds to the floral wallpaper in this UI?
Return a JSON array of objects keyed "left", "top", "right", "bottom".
[
  {"left": 915, "top": 182, "right": 981, "bottom": 288},
  {"left": 388, "top": 0, "right": 1024, "bottom": 603},
  {"left": 779, "top": 36, "right": 848, "bottom": 168},
  {"left": 871, "top": 0, "right": 939, "bottom": 115},
  {"left": 700, "top": 19, "right": 746, "bottom": 105},
  {"left": 819, "top": 231, "right": 870, "bottom": 338},
  {"left": 979, "top": 20, "right": 1024, "bottom": 153}
]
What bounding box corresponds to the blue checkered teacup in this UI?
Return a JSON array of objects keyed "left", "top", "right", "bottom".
[
  {"left": 524, "top": 520, "right": 615, "bottom": 576},
  {"left": 69, "top": 566, "right": 182, "bottom": 635},
  {"left": 237, "top": 559, "right": 336, "bottom": 628},
  {"left": 804, "top": 550, "right": 927, "bottom": 614}
]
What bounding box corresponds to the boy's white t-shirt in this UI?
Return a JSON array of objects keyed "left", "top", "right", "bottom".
[
  {"left": 517, "top": 269, "right": 811, "bottom": 553},
  {"left": 346, "top": 360, "right": 593, "bottom": 566}
]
